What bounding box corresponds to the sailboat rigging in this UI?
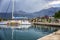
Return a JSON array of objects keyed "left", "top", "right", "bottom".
[
  {"left": 0, "top": 0, "right": 31, "bottom": 25},
  {"left": 12, "top": 0, "right": 14, "bottom": 19}
]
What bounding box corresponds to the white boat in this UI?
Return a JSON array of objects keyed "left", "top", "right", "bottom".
[
  {"left": 0, "top": 0, "right": 31, "bottom": 25},
  {"left": 0, "top": 18, "right": 31, "bottom": 25},
  {"left": 0, "top": 21, "right": 8, "bottom": 25}
]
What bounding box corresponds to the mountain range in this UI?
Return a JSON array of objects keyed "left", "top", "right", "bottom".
[
  {"left": 14, "top": 7, "right": 60, "bottom": 18},
  {"left": 0, "top": 7, "right": 60, "bottom": 19}
]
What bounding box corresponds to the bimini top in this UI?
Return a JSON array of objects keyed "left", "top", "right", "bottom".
[{"left": 13, "top": 17, "right": 29, "bottom": 20}]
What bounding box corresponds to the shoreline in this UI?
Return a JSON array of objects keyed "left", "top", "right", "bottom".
[
  {"left": 37, "top": 30, "right": 60, "bottom": 40},
  {"left": 33, "top": 22, "right": 60, "bottom": 27}
]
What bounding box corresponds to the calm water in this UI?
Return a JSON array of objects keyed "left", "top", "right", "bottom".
[{"left": 0, "top": 25, "right": 59, "bottom": 40}]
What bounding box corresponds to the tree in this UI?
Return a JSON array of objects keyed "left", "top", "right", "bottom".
[
  {"left": 54, "top": 11, "right": 60, "bottom": 19},
  {"left": 0, "top": 18, "right": 3, "bottom": 21}
]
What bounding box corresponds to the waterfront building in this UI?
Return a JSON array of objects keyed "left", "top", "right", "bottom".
[{"left": 49, "top": 17, "right": 55, "bottom": 23}]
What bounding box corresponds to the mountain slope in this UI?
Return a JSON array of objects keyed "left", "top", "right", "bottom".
[
  {"left": 0, "top": 7, "right": 60, "bottom": 19},
  {"left": 14, "top": 7, "right": 60, "bottom": 18},
  {"left": 33, "top": 7, "right": 60, "bottom": 17}
]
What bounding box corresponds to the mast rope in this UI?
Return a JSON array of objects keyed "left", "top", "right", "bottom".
[{"left": 6, "top": 0, "right": 11, "bottom": 13}]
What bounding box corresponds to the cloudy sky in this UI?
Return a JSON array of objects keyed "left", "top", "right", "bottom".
[{"left": 0, "top": 0, "right": 60, "bottom": 13}]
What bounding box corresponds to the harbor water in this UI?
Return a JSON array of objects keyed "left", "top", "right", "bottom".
[{"left": 0, "top": 25, "right": 59, "bottom": 40}]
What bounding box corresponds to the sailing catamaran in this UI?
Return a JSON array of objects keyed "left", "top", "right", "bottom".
[{"left": 0, "top": 0, "right": 31, "bottom": 25}]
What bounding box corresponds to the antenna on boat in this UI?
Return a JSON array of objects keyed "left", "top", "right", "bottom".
[{"left": 12, "top": 0, "right": 14, "bottom": 19}]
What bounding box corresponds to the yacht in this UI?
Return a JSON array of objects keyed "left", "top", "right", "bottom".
[
  {"left": 0, "top": 0, "right": 31, "bottom": 25},
  {"left": 7, "top": 17, "right": 31, "bottom": 25}
]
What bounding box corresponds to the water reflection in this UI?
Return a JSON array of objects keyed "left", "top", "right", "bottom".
[
  {"left": 0, "top": 25, "right": 31, "bottom": 29},
  {"left": 0, "top": 25, "right": 60, "bottom": 40},
  {"left": 31, "top": 25, "right": 59, "bottom": 32},
  {"left": 0, "top": 28, "right": 12, "bottom": 40}
]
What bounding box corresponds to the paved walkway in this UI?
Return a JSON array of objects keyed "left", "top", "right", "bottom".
[
  {"left": 33, "top": 22, "right": 60, "bottom": 26},
  {"left": 38, "top": 30, "right": 60, "bottom": 40}
]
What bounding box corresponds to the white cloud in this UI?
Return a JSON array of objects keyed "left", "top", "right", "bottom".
[
  {"left": 14, "top": 0, "right": 50, "bottom": 13},
  {"left": 49, "top": 1, "right": 60, "bottom": 5},
  {"left": 48, "top": 1, "right": 60, "bottom": 7},
  {"left": 0, "top": 0, "right": 12, "bottom": 12},
  {"left": 0, "top": 0, "right": 60, "bottom": 13},
  {"left": 14, "top": 0, "right": 60, "bottom": 13}
]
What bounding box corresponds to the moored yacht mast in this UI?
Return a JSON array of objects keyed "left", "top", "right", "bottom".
[{"left": 12, "top": 0, "right": 14, "bottom": 19}]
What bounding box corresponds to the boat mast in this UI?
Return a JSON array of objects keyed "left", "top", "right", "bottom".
[{"left": 12, "top": 0, "right": 14, "bottom": 19}]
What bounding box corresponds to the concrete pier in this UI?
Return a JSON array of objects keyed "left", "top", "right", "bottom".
[
  {"left": 37, "top": 30, "right": 60, "bottom": 40},
  {"left": 33, "top": 22, "right": 60, "bottom": 26}
]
